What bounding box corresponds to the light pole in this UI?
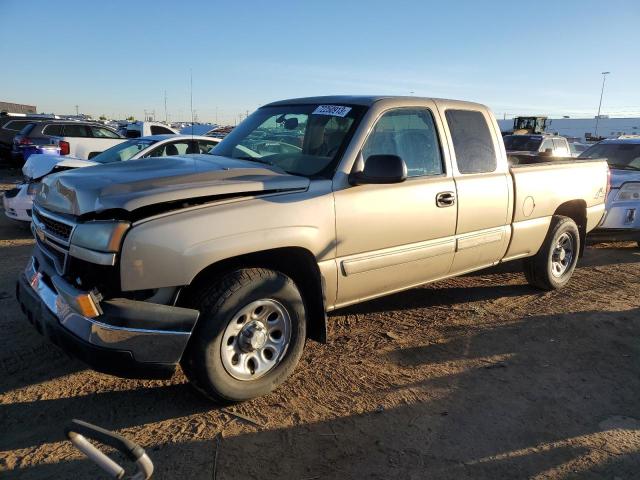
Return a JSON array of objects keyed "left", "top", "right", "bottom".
[{"left": 594, "top": 71, "right": 610, "bottom": 137}]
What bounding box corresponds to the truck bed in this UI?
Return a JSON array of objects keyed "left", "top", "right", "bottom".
[{"left": 502, "top": 157, "right": 609, "bottom": 261}]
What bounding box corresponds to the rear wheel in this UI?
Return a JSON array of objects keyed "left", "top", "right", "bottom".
[
  {"left": 524, "top": 215, "right": 580, "bottom": 290},
  {"left": 181, "top": 268, "right": 306, "bottom": 402}
]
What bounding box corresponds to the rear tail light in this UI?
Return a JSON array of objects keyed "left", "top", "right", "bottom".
[
  {"left": 19, "top": 137, "right": 33, "bottom": 146},
  {"left": 59, "top": 140, "right": 70, "bottom": 155}
]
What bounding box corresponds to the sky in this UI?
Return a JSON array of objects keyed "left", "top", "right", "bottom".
[{"left": 1, "top": 0, "right": 639, "bottom": 124}]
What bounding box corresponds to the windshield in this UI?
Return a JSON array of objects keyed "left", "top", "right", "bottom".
[
  {"left": 579, "top": 142, "right": 640, "bottom": 170},
  {"left": 91, "top": 139, "right": 157, "bottom": 164},
  {"left": 503, "top": 135, "right": 542, "bottom": 152},
  {"left": 212, "top": 104, "right": 365, "bottom": 178}
]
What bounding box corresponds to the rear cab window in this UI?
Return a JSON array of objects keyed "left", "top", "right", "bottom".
[
  {"left": 503, "top": 135, "right": 542, "bottom": 152},
  {"left": 445, "top": 109, "right": 497, "bottom": 173}
]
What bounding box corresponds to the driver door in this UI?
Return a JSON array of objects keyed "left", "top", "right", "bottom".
[{"left": 333, "top": 106, "right": 457, "bottom": 307}]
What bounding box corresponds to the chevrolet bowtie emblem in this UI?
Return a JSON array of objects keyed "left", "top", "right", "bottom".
[{"left": 35, "top": 225, "right": 45, "bottom": 242}]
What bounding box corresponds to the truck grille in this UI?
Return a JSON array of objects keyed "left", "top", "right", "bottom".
[
  {"left": 33, "top": 210, "right": 73, "bottom": 241},
  {"left": 31, "top": 207, "right": 76, "bottom": 275}
]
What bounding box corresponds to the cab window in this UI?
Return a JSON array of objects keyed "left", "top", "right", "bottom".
[
  {"left": 445, "top": 110, "right": 496, "bottom": 173},
  {"left": 362, "top": 108, "right": 443, "bottom": 177}
]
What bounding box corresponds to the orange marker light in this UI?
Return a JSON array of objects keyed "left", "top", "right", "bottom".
[{"left": 75, "top": 294, "right": 101, "bottom": 318}]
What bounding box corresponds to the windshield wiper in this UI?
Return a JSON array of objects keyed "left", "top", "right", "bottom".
[
  {"left": 234, "top": 155, "right": 274, "bottom": 166},
  {"left": 608, "top": 163, "right": 640, "bottom": 171}
]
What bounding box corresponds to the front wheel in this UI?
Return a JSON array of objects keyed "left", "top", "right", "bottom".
[
  {"left": 524, "top": 215, "right": 580, "bottom": 290},
  {"left": 181, "top": 268, "right": 307, "bottom": 402}
]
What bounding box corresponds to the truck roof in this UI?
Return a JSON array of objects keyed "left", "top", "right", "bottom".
[{"left": 264, "top": 95, "right": 486, "bottom": 110}]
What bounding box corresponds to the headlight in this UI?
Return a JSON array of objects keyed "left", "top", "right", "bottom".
[
  {"left": 27, "top": 182, "right": 41, "bottom": 195},
  {"left": 70, "top": 221, "right": 130, "bottom": 252},
  {"left": 615, "top": 182, "right": 640, "bottom": 201}
]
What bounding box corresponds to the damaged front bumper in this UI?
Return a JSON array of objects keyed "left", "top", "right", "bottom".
[{"left": 16, "top": 256, "right": 199, "bottom": 379}]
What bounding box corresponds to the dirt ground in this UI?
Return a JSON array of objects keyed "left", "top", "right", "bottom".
[{"left": 0, "top": 168, "right": 639, "bottom": 479}]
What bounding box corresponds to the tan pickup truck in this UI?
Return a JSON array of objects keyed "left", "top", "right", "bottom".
[{"left": 17, "top": 96, "right": 608, "bottom": 402}]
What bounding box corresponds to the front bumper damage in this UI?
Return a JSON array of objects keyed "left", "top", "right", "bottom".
[{"left": 16, "top": 255, "right": 199, "bottom": 379}]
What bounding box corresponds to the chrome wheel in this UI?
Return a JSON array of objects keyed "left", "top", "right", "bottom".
[
  {"left": 551, "top": 232, "right": 574, "bottom": 277},
  {"left": 220, "top": 299, "right": 292, "bottom": 381}
]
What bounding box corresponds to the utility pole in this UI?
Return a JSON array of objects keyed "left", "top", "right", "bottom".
[
  {"left": 595, "top": 71, "right": 610, "bottom": 137},
  {"left": 164, "top": 90, "right": 168, "bottom": 123},
  {"left": 75, "top": 105, "right": 79, "bottom": 116}
]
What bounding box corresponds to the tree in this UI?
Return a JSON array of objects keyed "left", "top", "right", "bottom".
[
  {"left": 99, "top": 115, "right": 107, "bottom": 120},
  {"left": 126, "top": 116, "right": 135, "bottom": 121}
]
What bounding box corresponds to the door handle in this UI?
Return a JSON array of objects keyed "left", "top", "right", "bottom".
[{"left": 436, "top": 191, "right": 456, "bottom": 207}]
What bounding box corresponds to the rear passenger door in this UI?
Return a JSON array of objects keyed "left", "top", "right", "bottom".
[
  {"left": 439, "top": 107, "right": 511, "bottom": 274},
  {"left": 334, "top": 105, "right": 457, "bottom": 306}
]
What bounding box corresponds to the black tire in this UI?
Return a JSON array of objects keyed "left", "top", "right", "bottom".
[
  {"left": 181, "top": 268, "right": 306, "bottom": 402},
  {"left": 523, "top": 215, "right": 580, "bottom": 291}
]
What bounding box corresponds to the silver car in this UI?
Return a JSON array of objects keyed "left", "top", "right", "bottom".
[{"left": 580, "top": 138, "right": 640, "bottom": 246}]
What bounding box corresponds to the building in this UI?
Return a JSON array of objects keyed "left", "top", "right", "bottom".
[
  {"left": 0, "top": 101, "right": 37, "bottom": 115},
  {"left": 498, "top": 117, "right": 640, "bottom": 142}
]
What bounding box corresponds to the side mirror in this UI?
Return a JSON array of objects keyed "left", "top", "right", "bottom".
[{"left": 349, "top": 154, "right": 407, "bottom": 185}]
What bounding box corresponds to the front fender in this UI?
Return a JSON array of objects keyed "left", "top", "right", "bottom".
[{"left": 120, "top": 183, "right": 336, "bottom": 291}]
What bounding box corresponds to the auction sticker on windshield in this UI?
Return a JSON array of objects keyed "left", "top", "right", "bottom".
[{"left": 312, "top": 105, "right": 352, "bottom": 117}]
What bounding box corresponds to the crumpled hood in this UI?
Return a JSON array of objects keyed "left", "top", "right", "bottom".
[
  {"left": 610, "top": 169, "right": 640, "bottom": 188},
  {"left": 35, "top": 154, "right": 309, "bottom": 216},
  {"left": 22, "top": 153, "right": 97, "bottom": 180}
]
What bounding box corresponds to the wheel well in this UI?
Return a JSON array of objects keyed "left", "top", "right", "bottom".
[
  {"left": 554, "top": 200, "right": 587, "bottom": 256},
  {"left": 180, "top": 247, "right": 327, "bottom": 343}
]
